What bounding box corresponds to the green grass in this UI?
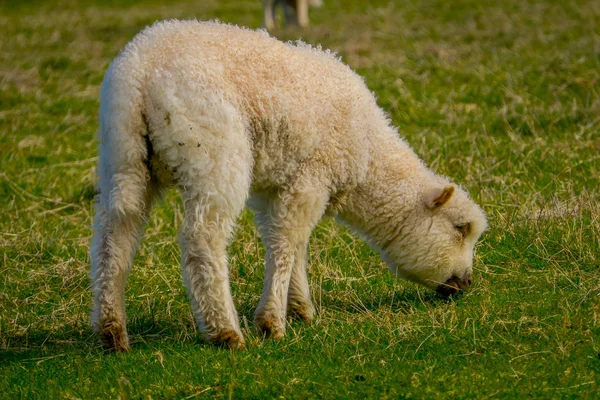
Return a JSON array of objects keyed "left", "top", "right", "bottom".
[{"left": 1, "top": 0, "right": 599, "bottom": 398}]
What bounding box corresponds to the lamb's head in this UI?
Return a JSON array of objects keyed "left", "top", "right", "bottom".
[{"left": 381, "top": 184, "right": 487, "bottom": 296}]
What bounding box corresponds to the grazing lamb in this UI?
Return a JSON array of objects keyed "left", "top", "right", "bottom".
[
  {"left": 90, "top": 20, "right": 487, "bottom": 351},
  {"left": 263, "top": 0, "right": 323, "bottom": 30}
]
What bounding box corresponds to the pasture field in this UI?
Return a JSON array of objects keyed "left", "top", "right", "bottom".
[{"left": 1, "top": 0, "right": 599, "bottom": 397}]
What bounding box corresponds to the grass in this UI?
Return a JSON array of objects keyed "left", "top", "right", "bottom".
[{"left": 0, "top": 0, "right": 599, "bottom": 397}]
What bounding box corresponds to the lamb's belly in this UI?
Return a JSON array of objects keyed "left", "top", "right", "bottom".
[
  {"left": 250, "top": 149, "right": 305, "bottom": 191},
  {"left": 248, "top": 117, "right": 322, "bottom": 190}
]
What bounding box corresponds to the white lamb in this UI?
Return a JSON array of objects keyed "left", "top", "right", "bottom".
[{"left": 90, "top": 20, "right": 487, "bottom": 351}]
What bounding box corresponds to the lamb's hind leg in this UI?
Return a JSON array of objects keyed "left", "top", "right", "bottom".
[
  {"left": 90, "top": 173, "right": 159, "bottom": 352},
  {"left": 179, "top": 191, "right": 246, "bottom": 348},
  {"left": 176, "top": 131, "right": 251, "bottom": 347},
  {"left": 254, "top": 184, "right": 328, "bottom": 339}
]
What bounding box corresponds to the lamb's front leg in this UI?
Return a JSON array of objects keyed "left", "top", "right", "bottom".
[
  {"left": 254, "top": 188, "right": 327, "bottom": 339},
  {"left": 287, "top": 240, "right": 315, "bottom": 322}
]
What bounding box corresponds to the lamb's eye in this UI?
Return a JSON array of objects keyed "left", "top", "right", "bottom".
[{"left": 455, "top": 223, "right": 471, "bottom": 238}]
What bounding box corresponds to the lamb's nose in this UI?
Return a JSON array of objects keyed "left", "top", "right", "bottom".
[{"left": 436, "top": 274, "right": 471, "bottom": 296}]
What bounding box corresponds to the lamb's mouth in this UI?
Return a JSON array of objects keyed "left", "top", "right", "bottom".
[{"left": 435, "top": 274, "right": 472, "bottom": 297}]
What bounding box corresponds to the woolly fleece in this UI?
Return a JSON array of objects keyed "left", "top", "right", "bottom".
[{"left": 90, "top": 20, "right": 487, "bottom": 350}]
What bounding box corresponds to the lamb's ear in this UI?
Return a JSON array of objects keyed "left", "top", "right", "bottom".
[{"left": 425, "top": 186, "right": 455, "bottom": 209}]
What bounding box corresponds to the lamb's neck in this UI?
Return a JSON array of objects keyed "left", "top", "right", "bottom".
[{"left": 339, "top": 129, "right": 425, "bottom": 249}]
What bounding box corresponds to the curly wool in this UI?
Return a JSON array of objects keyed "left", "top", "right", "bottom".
[{"left": 90, "top": 20, "right": 487, "bottom": 350}]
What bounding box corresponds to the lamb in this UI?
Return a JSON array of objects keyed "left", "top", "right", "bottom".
[{"left": 90, "top": 20, "right": 487, "bottom": 351}]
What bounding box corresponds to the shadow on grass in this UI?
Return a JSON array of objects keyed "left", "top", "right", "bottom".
[
  {"left": 0, "top": 287, "right": 466, "bottom": 367},
  {"left": 0, "top": 316, "right": 211, "bottom": 366},
  {"left": 0, "top": 327, "right": 94, "bottom": 366},
  {"left": 321, "top": 287, "right": 463, "bottom": 316}
]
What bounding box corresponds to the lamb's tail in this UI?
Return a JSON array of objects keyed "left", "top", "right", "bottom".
[{"left": 96, "top": 58, "right": 150, "bottom": 221}]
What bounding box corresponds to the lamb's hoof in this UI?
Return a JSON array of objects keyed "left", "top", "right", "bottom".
[
  {"left": 288, "top": 300, "right": 315, "bottom": 322},
  {"left": 209, "top": 329, "right": 245, "bottom": 350},
  {"left": 98, "top": 319, "right": 130, "bottom": 352},
  {"left": 255, "top": 313, "right": 285, "bottom": 340}
]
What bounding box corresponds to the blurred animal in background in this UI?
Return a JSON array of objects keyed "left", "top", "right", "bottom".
[{"left": 263, "top": 0, "right": 323, "bottom": 30}]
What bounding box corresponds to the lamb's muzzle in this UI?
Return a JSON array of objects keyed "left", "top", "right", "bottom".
[{"left": 436, "top": 272, "right": 473, "bottom": 296}]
